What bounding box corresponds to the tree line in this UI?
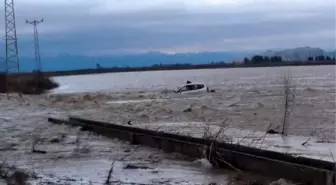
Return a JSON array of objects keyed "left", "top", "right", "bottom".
[
  {"left": 244, "top": 55, "right": 336, "bottom": 64},
  {"left": 308, "top": 55, "right": 335, "bottom": 61},
  {"left": 243, "top": 55, "right": 283, "bottom": 64}
]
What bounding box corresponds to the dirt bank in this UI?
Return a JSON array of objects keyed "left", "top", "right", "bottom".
[{"left": 0, "top": 73, "right": 59, "bottom": 94}]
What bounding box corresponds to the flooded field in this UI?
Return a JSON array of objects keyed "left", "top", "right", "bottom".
[
  {"left": 0, "top": 94, "right": 266, "bottom": 185},
  {"left": 0, "top": 65, "right": 334, "bottom": 184},
  {"left": 53, "top": 66, "right": 335, "bottom": 139},
  {"left": 51, "top": 65, "right": 335, "bottom": 94}
]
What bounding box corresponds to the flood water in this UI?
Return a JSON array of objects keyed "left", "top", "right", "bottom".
[
  {"left": 51, "top": 65, "right": 335, "bottom": 94},
  {"left": 1, "top": 66, "right": 334, "bottom": 185}
]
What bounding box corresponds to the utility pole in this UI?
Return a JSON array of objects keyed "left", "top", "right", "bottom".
[
  {"left": 4, "top": 0, "right": 20, "bottom": 73},
  {"left": 26, "top": 19, "right": 43, "bottom": 72}
]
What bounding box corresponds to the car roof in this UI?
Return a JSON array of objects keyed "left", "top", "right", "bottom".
[{"left": 183, "top": 83, "right": 206, "bottom": 86}]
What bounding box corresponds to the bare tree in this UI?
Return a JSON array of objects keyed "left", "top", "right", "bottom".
[
  {"left": 281, "top": 72, "right": 296, "bottom": 136},
  {"left": 202, "top": 121, "right": 229, "bottom": 141}
]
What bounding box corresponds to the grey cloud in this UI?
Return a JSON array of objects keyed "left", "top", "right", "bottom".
[{"left": 0, "top": 0, "right": 334, "bottom": 55}]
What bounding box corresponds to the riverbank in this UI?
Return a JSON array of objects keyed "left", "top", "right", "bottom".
[
  {"left": 0, "top": 73, "right": 59, "bottom": 94},
  {"left": 18, "top": 60, "right": 336, "bottom": 77}
]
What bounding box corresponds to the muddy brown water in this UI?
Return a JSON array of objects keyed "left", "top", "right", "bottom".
[{"left": 0, "top": 65, "right": 334, "bottom": 184}]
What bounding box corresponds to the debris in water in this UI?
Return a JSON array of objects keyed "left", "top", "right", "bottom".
[
  {"left": 257, "top": 102, "right": 264, "bottom": 108},
  {"left": 49, "top": 134, "right": 66, "bottom": 143},
  {"left": 269, "top": 178, "right": 296, "bottom": 185},
  {"left": 183, "top": 107, "right": 193, "bottom": 113},
  {"left": 303, "top": 87, "right": 317, "bottom": 93},
  {"left": 192, "top": 158, "right": 213, "bottom": 169},
  {"left": 266, "top": 129, "right": 281, "bottom": 134},
  {"left": 208, "top": 182, "right": 218, "bottom": 185},
  {"left": 249, "top": 180, "right": 265, "bottom": 185},
  {"left": 5, "top": 171, "right": 30, "bottom": 185},
  {"left": 123, "top": 164, "right": 152, "bottom": 170},
  {"left": 124, "top": 149, "right": 131, "bottom": 153},
  {"left": 228, "top": 102, "right": 239, "bottom": 107},
  {"left": 301, "top": 137, "right": 311, "bottom": 146},
  {"left": 316, "top": 139, "right": 335, "bottom": 144},
  {"left": 50, "top": 137, "right": 61, "bottom": 143},
  {"left": 32, "top": 149, "right": 47, "bottom": 154}
]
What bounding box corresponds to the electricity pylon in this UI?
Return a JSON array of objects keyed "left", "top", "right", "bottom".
[
  {"left": 4, "top": 0, "right": 20, "bottom": 73},
  {"left": 26, "top": 19, "right": 44, "bottom": 72}
]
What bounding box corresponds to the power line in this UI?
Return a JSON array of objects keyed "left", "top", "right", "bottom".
[{"left": 26, "top": 19, "right": 44, "bottom": 72}]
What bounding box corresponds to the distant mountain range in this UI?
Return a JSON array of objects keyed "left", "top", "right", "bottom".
[
  {"left": 261, "top": 47, "right": 335, "bottom": 61},
  {"left": 0, "top": 47, "right": 334, "bottom": 72},
  {"left": 0, "top": 51, "right": 251, "bottom": 72}
]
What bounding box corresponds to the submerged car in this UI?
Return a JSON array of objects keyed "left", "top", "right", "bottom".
[{"left": 175, "top": 83, "right": 210, "bottom": 94}]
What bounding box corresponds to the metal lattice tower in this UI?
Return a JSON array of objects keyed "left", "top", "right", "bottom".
[
  {"left": 26, "top": 19, "right": 43, "bottom": 72},
  {"left": 4, "top": 0, "right": 20, "bottom": 73}
]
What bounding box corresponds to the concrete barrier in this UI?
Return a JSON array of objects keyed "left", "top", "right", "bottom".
[{"left": 48, "top": 116, "right": 335, "bottom": 185}]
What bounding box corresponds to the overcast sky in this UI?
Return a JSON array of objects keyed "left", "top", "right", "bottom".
[{"left": 0, "top": 0, "right": 335, "bottom": 56}]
